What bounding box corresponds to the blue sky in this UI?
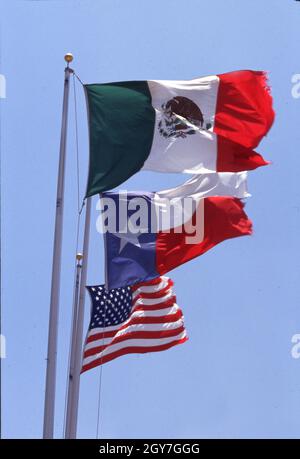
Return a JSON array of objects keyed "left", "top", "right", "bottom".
[{"left": 1, "top": 0, "right": 300, "bottom": 439}]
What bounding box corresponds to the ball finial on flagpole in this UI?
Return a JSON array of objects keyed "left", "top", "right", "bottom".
[
  {"left": 64, "top": 53, "right": 74, "bottom": 65},
  {"left": 76, "top": 253, "right": 83, "bottom": 261}
]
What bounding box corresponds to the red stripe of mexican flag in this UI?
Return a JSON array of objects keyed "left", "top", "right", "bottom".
[
  {"left": 215, "top": 71, "right": 274, "bottom": 149},
  {"left": 215, "top": 71, "right": 274, "bottom": 172}
]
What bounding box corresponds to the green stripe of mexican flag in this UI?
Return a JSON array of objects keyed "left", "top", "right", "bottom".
[{"left": 84, "top": 71, "right": 274, "bottom": 197}]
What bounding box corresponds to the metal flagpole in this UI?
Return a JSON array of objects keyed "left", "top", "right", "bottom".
[
  {"left": 64, "top": 252, "right": 82, "bottom": 437},
  {"left": 65, "top": 197, "right": 91, "bottom": 439},
  {"left": 43, "top": 53, "right": 74, "bottom": 439}
]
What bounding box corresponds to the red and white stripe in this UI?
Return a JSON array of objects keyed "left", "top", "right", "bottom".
[
  {"left": 143, "top": 70, "right": 274, "bottom": 174},
  {"left": 81, "top": 276, "right": 188, "bottom": 372}
]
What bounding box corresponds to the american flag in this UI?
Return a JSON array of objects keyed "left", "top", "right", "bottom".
[{"left": 82, "top": 276, "right": 188, "bottom": 372}]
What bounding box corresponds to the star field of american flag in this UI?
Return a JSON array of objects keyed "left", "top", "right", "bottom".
[
  {"left": 82, "top": 276, "right": 188, "bottom": 372},
  {"left": 88, "top": 285, "right": 132, "bottom": 328}
]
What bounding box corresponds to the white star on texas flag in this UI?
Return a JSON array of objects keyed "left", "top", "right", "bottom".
[{"left": 112, "top": 230, "right": 144, "bottom": 254}]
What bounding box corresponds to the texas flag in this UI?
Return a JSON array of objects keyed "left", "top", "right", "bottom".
[{"left": 100, "top": 173, "right": 252, "bottom": 289}]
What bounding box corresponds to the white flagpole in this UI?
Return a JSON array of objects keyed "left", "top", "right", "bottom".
[
  {"left": 43, "top": 53, "right": 74, "bottom": 439},
  {"left": 65, "top": 196, "right": 91, "bottom": 439}
]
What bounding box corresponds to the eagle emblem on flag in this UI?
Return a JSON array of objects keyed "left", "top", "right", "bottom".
[{"left": 158, "top": 96, "right": 212, "bottom": 139}]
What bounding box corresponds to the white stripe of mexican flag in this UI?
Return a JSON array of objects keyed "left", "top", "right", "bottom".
[{"left": 144, "top": 76, "right": 219, "bottom": 173}]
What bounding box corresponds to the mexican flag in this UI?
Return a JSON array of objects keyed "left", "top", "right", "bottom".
[{"left": 85, "top": 70, "right": 274, "bottom": 197}]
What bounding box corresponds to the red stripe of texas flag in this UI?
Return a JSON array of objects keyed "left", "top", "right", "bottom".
[{"left": 156, "top": 197, "right": 252, "bottom": 275}]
